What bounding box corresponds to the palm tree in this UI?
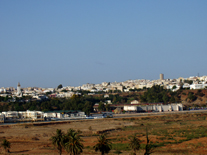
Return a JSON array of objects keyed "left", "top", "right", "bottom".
[
  {"left": 64, "top": 129, "right": 83, "bottom": 155},
  {"left": 144, "top": 128, "right": 153, "bottom": 155},
  {"left": 50, "top": 129, "right": 64, "bottom": 155},
  {"left": 93, "top": 134, "right": 112, "bottom": 155},
  {"left": 66, "top": 128, "right": 76, "bottom": 137},
  {"left": 1, "top": 139, "right": 11, "bottom": 153},
  {"left": 128, "top": 134, "right": 141, "bottom": 155}
]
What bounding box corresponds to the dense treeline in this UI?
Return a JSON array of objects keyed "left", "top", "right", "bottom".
[
  {"left": 139, "top": 85, "right": 206, "bottom": 104},
  {"left": 0, "top": 92, "right": 140, "bottom": 113},
  {"left": 139, "top": 85, "right": 181, "bottom": 103},
  {"left": 0, "top": 85, "right": 206, "bottom": 113},
  {"left": 0, "top": 93, "right": 138, "bottom": 114},
  {"left": 0, "top": 95, "right": 98, "bottom": 115}
]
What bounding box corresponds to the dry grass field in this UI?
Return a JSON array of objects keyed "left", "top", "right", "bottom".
[{"left": 1, "top": 112, "right": 207, "bottom": 155}]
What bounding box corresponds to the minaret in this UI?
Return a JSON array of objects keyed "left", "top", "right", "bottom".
[{"left": 17, "top": 82, "right": 22, "bottom": 97}]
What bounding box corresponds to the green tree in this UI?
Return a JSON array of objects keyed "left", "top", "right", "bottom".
[
  {"left": 140, "top": 85, "right": 170, "bottom": 103},
  {"left": 64, "top": 128, "right": 76, "bottom": 140},
  {"left": 144, "top": 128, "right": 153, "bottom": 155},
  {"left": 172, "top": 85, "right": 177, "bottom": 90},
  {"left": 57, "top": 84, "right": 63, "bottom": 89},
  {"left": 83, "top": 101, "right": 93, "bottom": 116},
  {"left": 1, "top": 139, "right": 11, "bottom": 153},
  {"left": 188, "top": 92, "right": 197, "bottom": 102},
  {"left": 162, "top": 94, "right": 169, "bottom": 103},
  {"left": 169, "top": 96, "right": 176, "bottom": 103},
  {"left": 128, "top": 134, "right": 141, "bottom": 155},
  {"left": 4, "top": 95, "right": 8, "bottom": 102},
  {"left": 195, "top": 90, "right": 205, "bottom": 97},
  {"left": 64, "top": 129, "right": 84, "bottom": 155},
  {"left": 184, "top": 80, "right": 193, "bottom": 85},
  {"left": 98, "top": 102, "right": 105, "bottom": 111},
  {"left": 112, "top": 96, "right": 117, "bottom": 103},
  {"left": 61, "top": 89, "right": 67, "bottom": 92},
  {"left": 51, "top": 129, "right": 64, "bottom": 155},
  {"left": 93, "top": 134, "right": 112, "bottom": 155},
  {"left": 105, "top": 103, "right": 110, "bottom": 111}
]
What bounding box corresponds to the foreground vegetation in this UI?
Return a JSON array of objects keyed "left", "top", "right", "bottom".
[
  {"left": 47, "top": 112, "right": 207, "bottom": 154},
  {"left": 105, "top": 113, "right": 207, "bottom": 154},
  {"left": 51, "top": 128, "right": 153, "bottom": 155},
  {"left": 51, "top": 129, "right": 83, "bottom": 155},
  {"left": 1, "top": 139, "right": 11, "bottom": 153},
  {"left": 1, "top": 112, "right": 207, "bottom": 154}
]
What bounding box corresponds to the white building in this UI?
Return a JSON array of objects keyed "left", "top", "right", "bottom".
[
  {"left": 183, "top": 83, "right": 190, "bottom": 89},
  {"left": 190, "top": 83, "right": 207, "bottom": 89},
  {"left": 131, "top": 100, "right": 139, "bottom": 104},
  {"left": 124, "top": 103, "right": 183, "bottom": 112},
  {"left": 2, "top": 111, "right": 19, "bottom": 119},
  {"left": 44, "top": 112, "right": 59, "bottom": 118},
  {"left": 18, "top": 110, "right": 44, "bottom": 119},
  {"left": 32, "top": 95, "right": 48, "bottom": 100},
  {"left": 124, "top": 105, "right": 138, "bottom": 111},
  {"left": 0, "top": 88, "right": 6, "bottom": 93},
  {"left": 2, "top": 110, "right": 44, "bottom": 120}
]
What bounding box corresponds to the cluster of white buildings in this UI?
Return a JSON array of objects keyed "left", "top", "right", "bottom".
[
  {"left": 67, "top": 74, "right": 207, "bottom": 93},
  {"left": 0, "top": 110, "right": 86, "bottom": 123},
  {"left": 0, "top": 110, "right": 44, "bottom": 123},
  {"left": 0, "top": 83, "right": 51, "bottom": 101},
  {"left": 1, "top": 74, "right": 207, "bottom": 100}
]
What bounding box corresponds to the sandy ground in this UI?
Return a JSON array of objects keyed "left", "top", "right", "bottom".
[
  {"left": 0, "top": 119, "right": 132, "bottom": 154},
  {"left": 0, "top": 115, "right": 207, "bottom": 155}
]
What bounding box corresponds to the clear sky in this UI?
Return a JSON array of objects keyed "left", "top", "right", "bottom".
[{"left": 1, "top": 0, "right": 207, "bottom": 88}]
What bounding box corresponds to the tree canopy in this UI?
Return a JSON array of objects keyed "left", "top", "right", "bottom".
[
  {"left": 57, "top": 84, "right": 63, "bottom": 89},
  {"left": 140, "top": 85, "right": 181, "bottom": 103},
  {"left": 93, "top": 134, "right": 112, "bottom": 155}
]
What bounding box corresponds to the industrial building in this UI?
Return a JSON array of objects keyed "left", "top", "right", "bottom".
[{"left": 123, "top": 103, "right": 183, "bottom": 112}]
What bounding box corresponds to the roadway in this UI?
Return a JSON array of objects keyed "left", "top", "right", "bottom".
[
  {"left": 2, "top": 110, "right": 207, "bottom": 126},
  {"left": 113, "top": 109, "right": 207, "bottom": 118}
]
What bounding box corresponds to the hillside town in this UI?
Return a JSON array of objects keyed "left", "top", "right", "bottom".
[{"left": 1, "top": 74, "right": 207, "bottom": 102}]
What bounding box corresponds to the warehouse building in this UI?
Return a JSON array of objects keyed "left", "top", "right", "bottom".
[{"left": 124, "top": 103, "right": 183, "bottom": 112}]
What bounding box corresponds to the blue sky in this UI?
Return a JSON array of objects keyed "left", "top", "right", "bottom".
[{"left": 1, "top": 1, "right": 207, "bottom": 88}]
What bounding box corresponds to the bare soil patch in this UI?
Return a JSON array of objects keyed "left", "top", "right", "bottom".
[{"left": 1, "top": 113, "right": 207, "bottom": 154}]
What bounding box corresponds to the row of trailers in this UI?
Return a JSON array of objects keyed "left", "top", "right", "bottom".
[{"left": 123, "top": 103, "right": 183, "bottom": 112}]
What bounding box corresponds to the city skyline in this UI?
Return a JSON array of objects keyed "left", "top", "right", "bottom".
[
  {"left": 1, "top": 1, "right": 207, "bottom": 88},
  {"left": 0, "top": 73, "right": 206, "bottom": 89}
]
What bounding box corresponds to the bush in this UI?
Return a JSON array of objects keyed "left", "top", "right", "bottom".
[{"left": 88, "top": 126, "right": 92, "bottom": 131}]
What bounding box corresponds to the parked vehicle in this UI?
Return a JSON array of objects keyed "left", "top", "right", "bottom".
[{"left": 102, "top": 112, "right": 113, "bottom": 118}]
